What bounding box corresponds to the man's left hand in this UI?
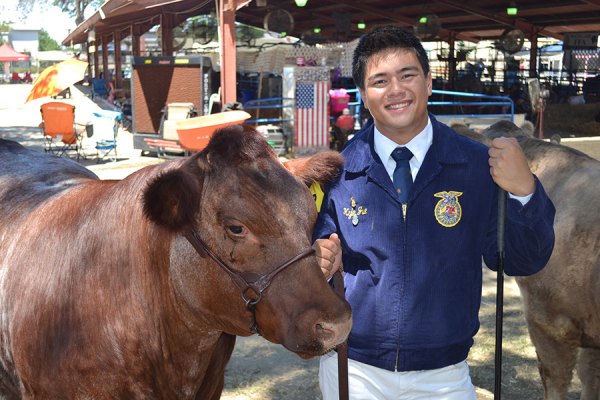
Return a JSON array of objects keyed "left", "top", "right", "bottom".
[{"left": 488, "top": 137, "right": 535, "bottom": 196}]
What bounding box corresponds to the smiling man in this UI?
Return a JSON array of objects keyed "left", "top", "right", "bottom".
[{"left": 313, "top": 25, "right": 556, "bottom": 399}]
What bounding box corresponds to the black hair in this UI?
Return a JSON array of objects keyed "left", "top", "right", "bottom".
[{"left": 352, "top": 25, "right": 430, "bottom": 91}]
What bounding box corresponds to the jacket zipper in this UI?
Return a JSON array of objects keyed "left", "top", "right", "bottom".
[{"left": 396, "top": 202, "right": 408, "bottom": 370}]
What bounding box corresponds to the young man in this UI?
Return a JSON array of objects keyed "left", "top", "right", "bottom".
[{"left": 313, "top": 25, "right": 555, "bottom": 399}]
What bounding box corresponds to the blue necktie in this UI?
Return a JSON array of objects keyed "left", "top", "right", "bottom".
[{"left": 391, "top": 147, "right": 413, "bottom": 204}]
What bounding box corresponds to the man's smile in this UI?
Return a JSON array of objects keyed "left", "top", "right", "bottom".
[{"left": 386, "top": 101, "right": 411, "bottom": 110}]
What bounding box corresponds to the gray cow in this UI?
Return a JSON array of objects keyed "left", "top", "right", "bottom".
[{"left": 466, "top": 121, "right": 600, "bottom": 400}]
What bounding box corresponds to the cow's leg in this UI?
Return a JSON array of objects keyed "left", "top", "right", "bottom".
[
  {"left": 527, "top": 319, "right": 578, "bottom": 400},
  {"left": 577, "top": 347, "right": 600, "bottom": 400},
  {"left": 195, "top": 333, "right": 236, "bottom": 400}
]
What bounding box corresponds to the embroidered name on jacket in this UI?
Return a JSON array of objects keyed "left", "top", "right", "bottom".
[
  {"left": 434, "top": 191, "right": 463, "bottom": 227},
  {"left": 343, "top": 197, "right": 367, "bottom": 226}
]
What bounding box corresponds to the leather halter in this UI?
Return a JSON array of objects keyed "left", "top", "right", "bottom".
[{"left": 185, "top": 229, "right": 315, "bottom": 334}]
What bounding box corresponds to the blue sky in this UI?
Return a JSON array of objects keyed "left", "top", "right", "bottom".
[{"left": 1, "top": 0, "right": 85, "bottom": 42}]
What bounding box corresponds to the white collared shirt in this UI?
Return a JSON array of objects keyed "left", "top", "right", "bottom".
[{"left": 374, "top": 117, "right": 433, "bottom": 182}]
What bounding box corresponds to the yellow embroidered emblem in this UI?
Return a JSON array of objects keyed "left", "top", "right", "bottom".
[
  {"left": 309, "top": 182, "right": 325, "bottom": 212},
  {"left": 343, "top": 197, "right": 367, "bottom": 226},
  {"left": 434, "top": 191, "right": 463, "bottom": 227}
]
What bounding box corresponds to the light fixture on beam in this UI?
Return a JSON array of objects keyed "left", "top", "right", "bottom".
[
  {"left": 294, "top": 0, "right": 308, "bottom": 7},
  {"left": 506, "top": 2, "right": 518, "bottom": 16}
]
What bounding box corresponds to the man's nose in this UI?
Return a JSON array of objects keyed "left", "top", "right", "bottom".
[{"left": 388, "top": 78, "right": 407, "bottom": 94}]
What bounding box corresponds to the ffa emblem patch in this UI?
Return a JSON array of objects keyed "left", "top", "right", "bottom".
[
  {"left": 434, "top": 191, "right": 463, "bottom": 227},
  {"left": 343, "top": 197, "right": 367, "bottom": 226}
]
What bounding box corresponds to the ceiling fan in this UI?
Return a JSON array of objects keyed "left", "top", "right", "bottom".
[
  {"left": 497, "top": 28, "right": 525, "bottom": 54},
  {"left": 263, "top": 8, "right": 294, "bottom": 38},
  {"left": 187, "top": 16, "right": 218, "bottom": 45},
  {"left": 413, "top": 14, "right": 441, "bottom": 41}
]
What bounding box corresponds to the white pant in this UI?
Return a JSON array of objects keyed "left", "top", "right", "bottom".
[{"left": 319, "top": 352, "right": 477, "bottom": 400}]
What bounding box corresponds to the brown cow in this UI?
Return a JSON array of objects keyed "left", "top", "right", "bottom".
[
  {"left": 459, "top": 121, "right": 600, "bottom": 400},
  {"left": 0, "top": 125, "right": 352, "bottom": 399}
]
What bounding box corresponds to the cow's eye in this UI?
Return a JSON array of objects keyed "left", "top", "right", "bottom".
[{"left": 227, "top": 225, "right": 245, "bottom": 236}]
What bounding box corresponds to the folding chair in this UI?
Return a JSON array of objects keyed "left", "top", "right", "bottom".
[
  {"left": 92, "top": 78, "right": 108, "bottom": 97},
  {"left": 39, "top": 101, "right": 87, "bottom": 159},
  {"left": 93, "top": 109, "right": 122, "bottom": 162}
]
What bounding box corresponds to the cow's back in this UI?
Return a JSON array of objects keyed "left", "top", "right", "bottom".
[{"left": 0, "top": 139, "right": 98, "bottom": 225}]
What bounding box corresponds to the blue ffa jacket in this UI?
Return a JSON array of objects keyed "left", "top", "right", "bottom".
[{"left": 313, "top": 115, "right": 555, "bottom": 372}]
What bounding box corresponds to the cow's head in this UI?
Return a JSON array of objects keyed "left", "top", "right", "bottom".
[{"left": 142, "top": 124, "right": 351, "bottom": 357}]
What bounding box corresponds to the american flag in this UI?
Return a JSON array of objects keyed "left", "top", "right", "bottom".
[{"left": 295, "top": 81, "right": 329, "bottom": 147}]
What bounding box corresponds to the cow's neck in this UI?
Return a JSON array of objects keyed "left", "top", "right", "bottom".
[{"left": 522, "top": 138, "right": 597, "bottom": 194}]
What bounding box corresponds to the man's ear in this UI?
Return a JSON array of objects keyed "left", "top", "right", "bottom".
[
  {"left": 426, "top": 71, "right": 433, "bottom": 96},
  {"left": 282, "top": 151, "right": 344, "bottom": 187}
]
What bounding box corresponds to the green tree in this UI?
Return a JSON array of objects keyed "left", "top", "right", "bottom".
[
  {"left": 38, "top": 28, "right": 61, "bottom": 51},
  {"left": 0, "top": 22, "right": 11, "bottom": 45},
  {"left": 17, "top": 0, "right": 102, "bottom": 26}
]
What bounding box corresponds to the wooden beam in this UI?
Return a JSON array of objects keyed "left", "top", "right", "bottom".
[
  {"left": 435, "top": 0, "right": 562, "bottom": 40},
  {"left": 101, "top": 35, "right": 110, "bottom": 86},
  {"left": 160, "top": 13, "right": 175, "bottom": 56},
  {"left": 335, "top": 3, "right": 478, "bottom": 42},
  {"left": 93, "top": 45, "right": 99, "bottom": 78},
  {"left": 220, "top": 0, "right": 238, "bottom": 106},
  {"left": 130, "top": 25, "right": 141, "bottom": 56},
  {"left": 114, "top": 31, "right": 123, "bottom": 89}
]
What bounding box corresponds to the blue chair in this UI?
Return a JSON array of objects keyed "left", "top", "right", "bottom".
[
  {"left": 92, "top": 78, "right": 108, "bottom": 97},
  {"left": 93, "top": 110, "right": 122, "bottom": 162}
]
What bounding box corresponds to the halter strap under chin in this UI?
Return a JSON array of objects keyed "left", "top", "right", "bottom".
[{"left": 184, "top": 229, "right": 315, "bottom": 334}]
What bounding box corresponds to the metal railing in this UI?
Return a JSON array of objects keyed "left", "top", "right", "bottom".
[
  {"left": 428, "top": 89, "right": 515, "bottom": 122},
  {"left": 242, "top": 97, "right": 295, "bottom": 125}
]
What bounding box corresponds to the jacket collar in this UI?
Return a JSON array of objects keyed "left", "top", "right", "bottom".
[
  {"left": 342, "top": 114, "right": 470, "bottom": 203},
  {"left": 344, "top": 114, "right": 469, "bottom": 174}
]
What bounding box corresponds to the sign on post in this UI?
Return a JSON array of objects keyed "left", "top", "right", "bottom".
[{"left": 563, "top": 32, "right": 599, "bottom": 50}]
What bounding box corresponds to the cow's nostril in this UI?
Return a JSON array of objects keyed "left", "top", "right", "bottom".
[{"left": 315, "top": 322, "right": 334, "bottom": 340}]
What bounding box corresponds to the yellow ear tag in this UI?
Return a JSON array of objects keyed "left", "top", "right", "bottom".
[{"left": 309, "top": 182, "right": 324, "bottom": 212}]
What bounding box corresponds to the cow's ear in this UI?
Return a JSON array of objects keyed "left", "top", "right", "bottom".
[
  {"left": 143, "top": 169, "right": 200, "bottom": 232},
  {"left": 283, "top": 151, "right": 344, "bottom": 187}
]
